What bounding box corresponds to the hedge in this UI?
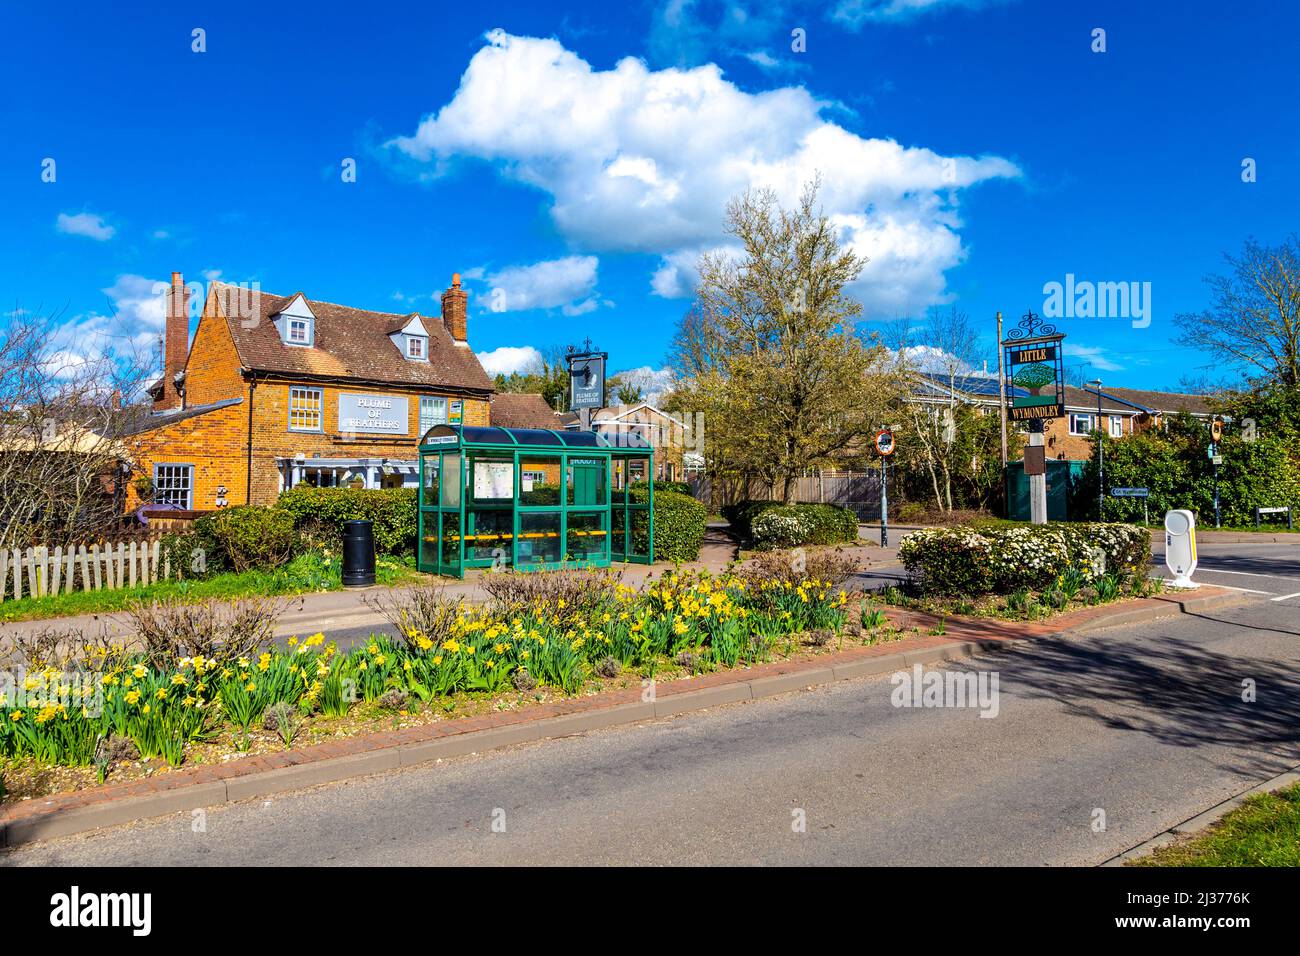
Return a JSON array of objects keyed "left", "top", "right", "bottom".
[
  {"left": 631, "top": 486, "right": 707, "bottom": 562},
  {"left": 898, "top": 522, "right": 1151, "bottom": 595},
  {"left": 198, "top": 506, "right": 299, "bottom": 572},
  {"left": 629, "top": 478, "right": 693, "bottom": 497},
  {"left": 723, "top": 499, "right": 859, "bottom": 549},
  {"left": 276, "top": 487, "right": 418, "bottom": 555}
]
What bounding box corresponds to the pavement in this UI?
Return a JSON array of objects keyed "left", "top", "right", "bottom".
[{"left": 5, "top": 592, "right": 1295, "bottom": 866}]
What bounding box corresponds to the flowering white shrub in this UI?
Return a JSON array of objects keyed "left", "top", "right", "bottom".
[
  {"left": 898, "top": 522, "right": 1150, "bottom": 595},
  {"left": 750, "top": 510, "right": 813, "bottom": 549}
]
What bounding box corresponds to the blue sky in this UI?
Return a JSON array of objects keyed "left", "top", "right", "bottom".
[{"left": 3, "top": 0, "right": 1297, "bottom": 393}]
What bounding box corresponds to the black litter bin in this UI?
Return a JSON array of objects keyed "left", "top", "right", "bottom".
[{"left": 342, "top": 520, "right": 376, "bottom": 587}]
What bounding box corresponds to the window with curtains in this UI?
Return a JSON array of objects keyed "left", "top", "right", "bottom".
[{"left": 1069, "top": 413, "right": 1093, "bottom": 436}]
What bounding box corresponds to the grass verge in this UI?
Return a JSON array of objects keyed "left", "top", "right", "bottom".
[
  {"left": 0, "top": 553, "right": 425, "bottom": 623},
  {"left": 1129, "top": 782, "right": 1300, "bottom": 866}
]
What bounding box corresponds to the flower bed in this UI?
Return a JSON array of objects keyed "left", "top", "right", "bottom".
[
  {"left": 897, "top": 522, "right": 1151, "bottom": 595},
  {"left": 0, "top": 562, "right": 851, "bottom": 795}
]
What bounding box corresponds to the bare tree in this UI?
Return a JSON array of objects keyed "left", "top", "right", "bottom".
[
  {"left": 884, "top": 305, "right": 989, "bottom": 513},
  {"left": 0, "top": 310, "right": 150, "bottom": 548},
  {"left": 1175, "top": 235, "right": 1300, "bottom": 389}
]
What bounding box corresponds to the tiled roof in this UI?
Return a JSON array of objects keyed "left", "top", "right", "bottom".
[
  {"left": 210, "top": 283, "right": 492, "bottom": 393},
  {"left": 119, "top": 398, "right": 244, "bottom": 436},
  {"left": 915, "top": 373, "right": 1209, "bottom": 416},
  {"left": 489, "top": 393, "right": 563, "bottom": 429},
  {"left": 1097, "top": 386, "right": 1212, "bottom": 415}
]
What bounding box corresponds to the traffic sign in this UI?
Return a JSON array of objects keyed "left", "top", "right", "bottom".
[
  {"left": 875, "top": 429, "right": 896, "bottom": 456},
  {"left": 1212, "top": 455, "right": 1224, "bottom": 466},
  {"left": 1110, "top": 487, "right": 1149, "bottom": 497}
]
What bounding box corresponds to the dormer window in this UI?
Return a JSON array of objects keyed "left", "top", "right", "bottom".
[
  {"left": 275, "top": 293, "right": 317, "bottom": 348},
  {"left": 389, "top": 313, "right": 431, "bottom": 362}
]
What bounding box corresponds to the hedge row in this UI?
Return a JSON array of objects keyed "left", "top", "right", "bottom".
[
  {"left": 897, "top": 522, "right": 1151, "bottom": 595},
  {"left": 277, "top": 487, "right": 418, "bottom": 555},
  {"left": 722, "top": 499, "right": 860, "bottom": 549},
  {"left": 631, "top": 487, "right": 707, "bottom": 562},
  {"left": 166, "top": 483, "right": 710, "bottom": 575}
]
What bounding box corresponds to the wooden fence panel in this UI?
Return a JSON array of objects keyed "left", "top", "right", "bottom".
[{"left": 0, "top": 536, "right": 175, "bottom": 601}]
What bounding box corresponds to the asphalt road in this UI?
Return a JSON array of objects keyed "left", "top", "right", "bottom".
[
  {"left": 6, "top": 596, "right": 1298, "bottom": 866},
  {"left": 1178, "top": 542, "right": 1300, "bottom": 601}
]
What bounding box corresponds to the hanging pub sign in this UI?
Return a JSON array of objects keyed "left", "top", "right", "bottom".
[
  {"left": 1002, "top": 311, "right": 1065, "bottom": 423},
  {"left": 567, "top": 340, "right": 608, "bottom": 412}
]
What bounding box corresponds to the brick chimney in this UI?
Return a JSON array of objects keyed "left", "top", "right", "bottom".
[
  {"left": 157, "top": 271, "right": 189, "bottom": 410},
  {"left": 440, "top": 273, "right": 468, "bottom": 346}
]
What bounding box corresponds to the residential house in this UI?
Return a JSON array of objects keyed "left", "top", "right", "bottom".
[
  {"left": 126, "top": 272, "right": 493, "bottom": 510},
  {"left": 560, "top": 403, "right": 698, "bottom": 483}
]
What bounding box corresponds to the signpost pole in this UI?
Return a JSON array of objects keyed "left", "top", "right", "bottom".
[
  {"left": 1206, "top": 457, "right": 1216, "bottom": 528},
  {"left": 1028, "top": 423, "right": 1047, "bottom": 524},
  {"left": 880, "top": 454, "right": 888, "bottom": 547},
  {"left": 996, "top": 311, "right": 1007, "bottom": 469},
  {"left": 875, "top": 429, "right": 895, "bottom": 546}
]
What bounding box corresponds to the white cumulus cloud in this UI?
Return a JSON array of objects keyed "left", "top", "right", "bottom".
[
  {"left": 481, "top": 255, "right": 601, "bottom": 315},
  {"left": 56, "top": 211, "right": 116, "bottom": 241},
  {"left": 477, "top": 345, "right": 545, "bottom": 376},
  {"left": 389, "top": 31, "right": 1019, "bottom": 317}
]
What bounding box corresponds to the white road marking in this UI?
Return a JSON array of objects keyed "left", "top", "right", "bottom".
[
  {"left": 1210, "top": 584, "right": 1275, "bottom": 595},
  {"left": 1196, "top": 566, "right": 1300, "bottom": 582},
  {"left": 1270, "top": 591, "right": 1300, "bottom": 603}
]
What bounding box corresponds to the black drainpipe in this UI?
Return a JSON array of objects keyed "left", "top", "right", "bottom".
[{"left": 245, "top": 372, "right": 256, "bottom": 504}]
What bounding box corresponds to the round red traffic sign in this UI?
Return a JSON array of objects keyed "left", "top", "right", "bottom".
[{"left": 875, "top": 429, "right": 896, "bottom": 456}]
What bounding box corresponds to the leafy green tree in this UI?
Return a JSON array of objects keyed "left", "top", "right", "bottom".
[
  {"left": 669, "top": 179, "right": 899, "bottom": 502},
  {"left": 1071, "top": 412, "right": 1300, "bottom": 525}
]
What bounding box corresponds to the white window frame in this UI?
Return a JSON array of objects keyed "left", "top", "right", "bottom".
[
  {"left": 407, "top": 335, "right": 427, "bottom": 360},
  {"left": 1069, "top": 413, "right": 1093, "bottom": 436},
  {"left": 1108, "top": 415, "right": 1123, "bottom": 438},
  {"left": 288, "top": 386, "right": 324, "bottom": 433},
  {"left": 286, "top": 317, "right": 312, "bottom": 346},
  {"left": 419, "top": 395, "right": 448, "bottom": 435},
  {"left": 153, "top": 463, "right": 194, "bottom": 510}
]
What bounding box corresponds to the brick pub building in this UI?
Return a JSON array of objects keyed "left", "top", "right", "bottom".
[{"left": 126, "top": 273, "right": 556, "bottom": 511}]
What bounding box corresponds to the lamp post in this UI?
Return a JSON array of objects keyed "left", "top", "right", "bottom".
[{"left": 1088, "top": 378, "right": 1104, "bottom": 520}]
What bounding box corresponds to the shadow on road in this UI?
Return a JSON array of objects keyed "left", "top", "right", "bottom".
[{"left": 987, "top": 627, "right": 1300, "bottom": 778}]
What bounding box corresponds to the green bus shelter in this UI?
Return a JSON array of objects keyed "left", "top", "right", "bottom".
[{"left": 417, "top": 424, "right": 655, "bottom": 578}]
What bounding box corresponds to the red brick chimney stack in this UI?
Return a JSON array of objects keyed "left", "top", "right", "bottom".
[
  {"left": 157, "top": 271, "right": 190, "bottom": 410},
  {"left": 441, "top": 272, "right": 468, "bottom": 346}
]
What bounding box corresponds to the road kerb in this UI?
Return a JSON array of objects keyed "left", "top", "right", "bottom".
[
  {"left": 653, "top": 682, "right": 752, "bottom": 717},
  {"left": 1101, "top": 764, "right": 1300, "bottom": 866},
  {"left": 0, "top": 586, "right": 1238, "bottom": 851},
  {"left": 224, "top": 749, "right": 402, "bottom": 803},
  {"left": 4, "top": 782, "right": 228, "bottom": 848}
]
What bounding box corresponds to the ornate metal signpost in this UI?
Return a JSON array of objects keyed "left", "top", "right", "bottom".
[
  {"left": 1002, "top": 310, "right": 1065, "bottom": 524},
  {"left": 566, "top": 338, "right": 608, "bottom": 430}
]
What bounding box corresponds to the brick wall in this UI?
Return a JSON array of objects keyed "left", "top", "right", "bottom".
[{"left": 126, "top": 402, "right": 249, "bottom": 512}]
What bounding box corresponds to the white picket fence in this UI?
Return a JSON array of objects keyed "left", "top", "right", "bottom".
[{"left": 0, "top": 540, "right": 172, "bottom": 602}]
